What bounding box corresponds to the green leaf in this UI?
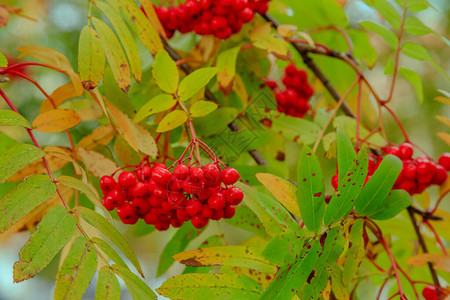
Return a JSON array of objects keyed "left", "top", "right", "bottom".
[
  {"left": 216, "top": 46, "right": 241, "bottom": 88},
  {"left": 193, "top": 107, "right": 238, "bottom": 137},
  {"left": 297, "top": 145, "right": 325, "bottom": 233},
  {"left": 263, "top": 233, "right": 303, "bottom": 266},
  {"left": 324, "top": 149, "right": 368, "bottom": 226},
  {"left": 133, "top": 94, "right": 176, "bottom": 123},
  {"left": 95, "top": 266, "right": 121, "bottom": 300},
  {"left": 384, "top": 56, "right": 395, "bottom": 75},
  {"left": 156, "top": 110, "right": 188, "bottom": 132},
  {"left": 225, "top": 205, "right": 267, "bottom": 237},
  {"left": 183, "top": 235, "right": 223, "bottom": 274},
  {"left": 103, "top": 67, "right": 135, "bottom": 116},
  {"left": 157, "top": 223, "right": 204, "bottom": 277},
  {"left": 0, "top": 110, "right": 31, "bottom": 128},
  {"left": 255, "top": 173, "right": 300, "bottom": 217},
  {"left": 359, "top": 21, "right": 398, "bottom": 48},
  {"left": 407, "top": 0, "right": 433, "bottom": 12},
  {"left": 78, "top": 25, "right": 105, "bottom": 90},
  {"left": 157, "top": 273, "right": 263, "bottom": 299},
  {"left": 190, "top": 100, "right": 218, "bottom": 118},
  {"left": 57, "top": 175, "right": 99, "bottom": 202},
  {"left": 107, "top": 0, "right": 163, "bottom": 55},
  {"left": 75, "top": 206, "right": 144, "bottom": 277},
  {"left": 402, "top": 42, "right": 449, "bottom": 80},
  {"left": 112, "top": 264, "right": 157, "bottom": 300},
  {"left": 271, "top": 112, "right": 321, "bottom": 145},
  {"left": 368, "top": 189, "right": 412, "bottom": 220},
  {"left": 399, "top": 68, "right": 424, "bottom": 103},
  {"left": 92, "top": 17, "right": 131, "bottom": 92},
  {"left": 174, "top": 245, "right": 277, "bottom": 274},
  {"left": 152, "top": 50, "right": 178, "bottom": 94},
  {"left": 178, "top": 67, "right": 218, "bottom": 101},
  {"left": 92, "top": 237, "right": 129, "bottom": 269},
  {"left": 0, "top": 143, "right": 45, "bottom": 183},
  {"left": 0, "top": 174, "right": 56, "bottom": 234},
  {"left": 0, "top": 52, "right": 7, "bottom": 67},
  {"left": 336, "top": 128, "right": 356, "bottom": 184},
  {"left": 404, "top": 17, "right": 433, "bottom": 35},
  {"left": 96, "top": 1, "right": 141, "bottom": 82},
  {"left": 300, "top": 227, "right": 344, "bottom": 299},
  {"left": 363, "top": 0, "right": 401, "bottom": 29},
  {"left": 114, "top": 135, "right": 141, "bottom": 166},
  {"left": 355, "top": 155, "right": 402, "bottom": 216},
  {"left": 54, "top": 237, "right": 98, "bottom": 300},
  {"left": 261, "top": 240, "right": 321, "bottom": 299},
  {"left": 343, "top": 219, "right": 365, "bottom": 285},
  {"left": 13, "top": 207, "right": 76, "bottom": 282}
]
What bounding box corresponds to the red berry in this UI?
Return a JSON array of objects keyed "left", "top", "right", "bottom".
[
  {"left": 183, "top": 178, "right": 203, "bottom": 195},
  {"left": 221, "top": 168, "right": 239, "bottom": 185},
  {"left": 191, "top": 215, "right": 208, "bottom": 229},
  {"left": 190, "top": 167, "right": 204, "bottom": 182},
  {"left": 385, "top": 146, "right": 400, "bottom": 157},
  {"left": 215, "top": 27, "right": 232, "bottom": 39},
  {"left": 177, "top": 209, "right": 191, "bottom": 221},
  {"left": 107, "top": 188, "right": 126, "bottom": 207},
  {"left": 169, "top": 178, "right": 184, "bottom": 192},
  {"left": 153, "top": 186, "right": 168, "bottom": 199},
  {"left": 185, "top": 0, "right": 201, "bottom": 15},
  {"left": 223, "top": 205, "right": 236, "bottom": 218},
  {"left": 174, "top": 164, "right": 190, "bottom": 180},
  {"left": 432, "top": 165, "right": 448, "bottom": 185},
  {"left": 132, "top": 197, "right": 151, "bottom": 215},
  {"left": 220, "top": 0, "right": 233, "bottom": 7},
  {"left": 101, "top": 196, "right": 115, "bottom": 211},
  {"left": 199, "top": 0, "right": 212, "bottom": 10},
  {"left": 225, "top": 187, "right": 244, "bottom": 205},
  {"left": 154, "top": 221, "right": 170, "bottom": 231},
  {"left": 239, "top": 7, "right": 254, "bottom": 23},
  {"left": 149, "top": 195, "right": 163, "bottom": 208},
  {"left": 131, "top": 182, "right": 148, "bottom": 197},
  {"left": 202, "top": 163, "right": 220, "bottom": 182},
  {"left": 143, "top": 211, "right": 158, "bottom": 225},
  {"left": 331, "top": 174, "right": 338, "bottom": 189},
  {"left": 233, "top": 0, "right": 249, "bottom": 11},
  {"left": 153, "top": 162, "right": 167, "bottom": 169},
  {"left": 211, "top": 209, "right": 224, "bottom": 220},
  {"left": 168, "top": 192, "right": 187, "bottom": 208},
  {"left": 152, "top": 167, "right": 172, "bottom": 186},
  {"left": 162, "top": 200, "right": 176, "bottom": 212},
  {"left": 156, "top": 6, "right": 170, "bottom": 23},
  {"left": 285, "top": 88, "right": 299, "bottom": 103},
  {"left": 285, "top": 64, "right": 298, "bottom": 76},
  {"left": 186, "top": 199, "right": 202, "bottom": 216},
  {"left": 438, "top": 153, "right": 450, "bottom": 171},
  {"left": 117, "top": 203, "right": 138, "bottom": 224},
  {"left": 422, "top": 285, "right": 439, "bottom": 300},
  {"left": 198, "top": 186, "right": 214, "bottom": 201},
  {"left": 200, "top": 204, "right": 214, "bottom": 219},
  {"left": 398, "top": 180, "right": 416, "bottom": 195},
  {"left": 170, "top": 217, "right": 184, "bottom": 228},
  {"left": 118, "top": 172, "right": 137, "bottom": 188},
  {"left": 211, "top": 16, "right": 228, "bottom": 31},
  {"left": 100, "top": 176, "right": 117, "bottom": 193},
  {"left": 399, "top": 143, "right": 414, "bottom": 160},
  {"left": 403, "top": 162, "right": 417, "bottom": 180},
  {"left": 208, "top": 192, "right": 226, "bottom": 209},
  {"left": 136, "top": 166, "right": 152, "bottom": 181},
  {"left": 265, "top": 79, "right": 278, "bottom": 90}
]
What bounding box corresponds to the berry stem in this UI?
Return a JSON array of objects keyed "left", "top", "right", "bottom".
[
  {"left": 423, "top": 220, "right": 448, "bottom": 255},
  {"left": 0, "top": 62, "right": 69, "bottom": 76}
]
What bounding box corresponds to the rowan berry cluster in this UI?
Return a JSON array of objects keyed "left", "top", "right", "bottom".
[
  {"left": 266, "top": 64, "right": 314, "bottom": 118},
  {"left": 331, "top": 143, "right": 449, "bottom": 195},
  {"left": 100, "top": 162, "right": 243, "bottom": 231},
  {"left": 153, "top": 0, "right": 270, "bottom": 39}
]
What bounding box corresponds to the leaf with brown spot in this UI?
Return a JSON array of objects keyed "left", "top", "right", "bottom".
[
  {"left": 95, "top": 266, "right": 121, "bottom": 300},
  {"left": 78, "top": 25, "right": 105, "bottom": 90},
  {"left": 92, "top": 17, "right": 130, "bottom": 92},
  {"left": 32, "top": 109, "right": 81, "bottom": 133}
]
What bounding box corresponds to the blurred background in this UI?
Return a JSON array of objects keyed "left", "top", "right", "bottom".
[{"left": 0, "top": 0, "right": 448, "bottom": 299}]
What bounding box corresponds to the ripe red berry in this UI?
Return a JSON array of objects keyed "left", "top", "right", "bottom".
[
  {"left": 177, "top": 209, "right": 191, "bottom": 221},
  {"left": 101, "top": 196, "right": 115, "bottom": 211},
  {"left": 211, "top": 208, "right": 224, "bottom": 220},
  {"left": 385, "top": 146, "right": 400, "bottom": 157},
  {"left": 168, "top": 192, "right": 187, "bottom": 208},
  {"left": 154, "top": 221, "right": 170, "bottom": 231},
  {"left": 200, "top": 205, "right": 214, "bottom": 219},
  {"left": 153, "top": 162, "right": 167, "bottom": 169},
  {"left": 223, "top": 205, "right": 236, "bottom": 219},
  {"left": 225, "top": 187, "right": 244, "bottom": 205},
  {"left": 190, "top": 167, "right": 204, "bottom": 182},
  {"left": 185, "top": 199, "right": 202, "bottom": 216},
  {"left": 265, "top": 79, "right": 278, "bottom": 90},
  {"left": 208, "top": 192, "right": 226, "bottom": 209},
  {"left": 136, "top": 166, "right": 152, "bottom": 181},
  {"left": 285, "top": 64, "right": 298, "bottom": 76},
  {"left": 118, "top": 172, "right": 137, "bottom": 188},
  {"left": 149, "top": 195, "right": 163, "bottom": 208},
  {"left": 185, "top": 0, "right": 201, "bottom": 15},
  {"left": 152, "top": 167, "right": 172, "bottom": 186},
  {"left": 438, "top": 153, "right": 450, "bottom": 171},
  {"left": 107, "top": 188, "right": 126, "bottom": 207},
  {"left": 100, "top": 176, "right": 117, "bottom": 193},
  {"left": 174, "top": 164, "right": 190, "bottom": 180},
  {"left": 422, "top": 285, "right": 439, "bottom": 300},
  {"left": 233, "top": 0, "right": 249, "bottom": 11},
  {"left": 202, "top": 163, "right": 220, "bottom": 182},
  {"left": 117, "top": 203, "right": 138, "bottom": 224},
  {"left": 191, "top": 215, "right": 209, "bottom": 229},
  {"left": 403, "top": 162, "right": 417, "bottom": 180},
  {"left": 221, "top": 168, "right": 239, "bottom": 185},
  {"left": 331, "top": 174, "right": 338, "bottom": 189},
  {"left": 132, "top": 197, "right": 151, "bottom": 215},
  {"left": 153, "top": 186, "right": 168, "bottom": 199},
  {"left": 183, "top": 178, "right": 203, "bottom": 195},
  {"left": 131, "top": 182, "right": 148, "bottom": 198},
  {"left": 239, "top": 7, "right": 254, "bottom": 22},
  {"left": 211, "top": 16, "right": 228, "bottom": 31},
  {"left": 432, "top": 165, "right": 448, "bottom": 185},
  {"left": 143, "top": 210, "right": 158, "bottom": 225},
  {"left": 398, "top": 143, "right": 414, "bottom": 160},
  {"left": 170, "top": 217, "right": 184, "bottom": 228},
  {"left": 215, "top": 27, "right": 232, "bottom": 39}
]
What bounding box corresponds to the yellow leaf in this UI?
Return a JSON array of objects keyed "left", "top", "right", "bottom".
[
  {"left": 277, "top": 25, "right": 298, "bottom": 37},
  {"left": 106, "top": 101, "right": 139, "bottom": 152},
  {"left": 77, "top": 148, "right": 119, "bottom": 178},
  {"left": 407, "top": 253, "right": 450, "bottom": 273},
  {"left": 132, "top": 123, "right": 158, "bottom": 157},
  {"left": 233, "top": 74, "right": 248, "bottom": 109},
  {"left": 77, "top": 125, "right": 114, "bottom": 150},
  {"left": 434, "top": 96, "right": 450, "bottom": 105},
  {"left": 17, "top": 45, "right": 83, "bottom": 95},
  {"left": 92, "top": 17, "right": 131, "bottom": 93},
  {"left": 255, "top": 173, "right": 300, "bottom": 217},
  {"left": 32, "top": 109, "right": 81, "bottom": 133},
  {"left": 437, "top": 132, "right": 450, "bottom": 146},
  {"left": 44, "top": 146, "right": 86, "bottom": 178},
  {"left": 253, "top": 35, "right": 290, "bottom": 57},
  {"left": 78, "top": 25, "right": 105, "bottom": 90},
  {"left": 40, "top": 82, "right": 83, "bottom": 113},
  {"left": 250, "top": 23, "right": 272, "bottom": 42},
  {"left": 189, "top": 35, "right": 221, "bottom": 64},
  {"left": 156, "top": 110, "right": 188, "bottom": 132},
  {"left": 436, "top": 115, "right": 450, "bottom": 127},
  {"left": 139, "top": 0, "right": 166, "bottom": 37}
]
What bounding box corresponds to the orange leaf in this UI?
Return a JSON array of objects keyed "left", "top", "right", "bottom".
[
  {"left": 40, "top": 82, "right": 83, "bottom": 113},
  {"left": 106, "top": 101, "right": 139, "bottom": 152},
  {"left": 32, "top": 109, "right": 81, "bottom": 133},
  {"left": 437, "top": 132, "right": 450, "bottom": 146},
  {"left": 77, "top": 125, "right": 114, "bottom": 150},
  {"left": 77, "top": 148, "right": 118, "bottom": 178},
  {"left": 8, "top": 154, "right": 69, "bottom": 182},
  {"left": 407, "top": 253, "right": 450, "bottom": 273}
]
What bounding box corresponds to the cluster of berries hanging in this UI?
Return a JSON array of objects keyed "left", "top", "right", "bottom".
[
  {"left": 153, "top": 0, "right": 270, "bottom": 39},
  {"left": 100, "top": 142, "right": 244, "bottom": 231},
  {"left": 266, "top": 64, "right": 314, "bottom": 118},
  {"left": 332, "top": 143, "right": 449, "bottom": 196}
]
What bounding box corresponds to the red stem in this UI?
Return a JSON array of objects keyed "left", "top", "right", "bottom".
[
  {"left": 356, "top": 78, "right": 362, "bottom": 148},
  {"left": 0, "top": 62, "right": 69, "bottom": 76},
  {"left": 383, "top": 104, "right": 410, "bottom": 142},
  {"left": 423, "top": 220, "right": 448, "bottom": 255}
]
